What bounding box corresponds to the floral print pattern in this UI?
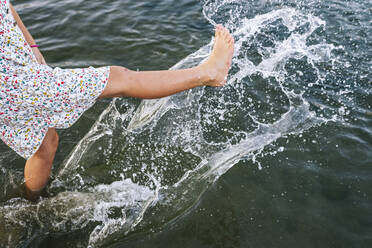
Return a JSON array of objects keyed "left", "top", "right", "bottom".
[{"left": 1, "top": 0, "right": 110, "bottom": 159}]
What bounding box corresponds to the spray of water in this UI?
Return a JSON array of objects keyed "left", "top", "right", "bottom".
[{"left": 0, "top": 1, "right": 343, "bottom": 247}]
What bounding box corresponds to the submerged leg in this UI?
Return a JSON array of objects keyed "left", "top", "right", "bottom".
[
  {"left": 99, "top": 25, "right": 234, "bottom": 99},
  {"left": 24, "top": 128, "right": 59, "bottom": 201}
]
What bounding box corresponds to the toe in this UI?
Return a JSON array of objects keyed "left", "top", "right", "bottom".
[
  {"left": 229, "top": 36, "right": 234, "bottom": 44},
  {"left": 215, "top": 26, "right": 220, "bottom": 37},
  {"left": 223, "top": 27, "right": 229, "bottom": 37},
  {"left": 216, "top": 25, "right": 223, "bottom": 34},
  {"left": 224, "top": 29, "right": 231, "bottom": 40},
  {"left": 229, "top": 38, "right": 234, "bottom": 48}
]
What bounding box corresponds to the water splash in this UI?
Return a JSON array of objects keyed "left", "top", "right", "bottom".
[{"left": 0, "top": 1, "right": 342, "bottom": 247}]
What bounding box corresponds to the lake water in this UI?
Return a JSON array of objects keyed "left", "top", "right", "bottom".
[{"left": 0, "top": 0, "right": 371, "bottom": 247}]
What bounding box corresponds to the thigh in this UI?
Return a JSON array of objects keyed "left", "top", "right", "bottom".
[{"left": 34, "top": 128, "right": 59, "bottom": 159}]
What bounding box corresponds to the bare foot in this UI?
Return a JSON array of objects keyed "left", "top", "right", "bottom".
[{"left": 200, "top": 24, "right": 234, "bottom": 86}]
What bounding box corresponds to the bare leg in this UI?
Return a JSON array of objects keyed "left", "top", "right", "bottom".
[
  {"left": 20, "top": 25, "right": 233, "bottom": 201},
  {"left": 99, "top": 25, "right": 234, "bottom": 99},
  {"left": 24, "top": 128, "right": 59, "bottom": 201}
]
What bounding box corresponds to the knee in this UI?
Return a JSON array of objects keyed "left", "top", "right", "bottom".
[
  {"left": 112, "top": 65, "right": 130, "bottom": 73},
  {"left": 110, "top": 66, "right": 131, "bottom": 79},
  {"left": 101, "top": 66, "right": 133, "bottom": 98}
]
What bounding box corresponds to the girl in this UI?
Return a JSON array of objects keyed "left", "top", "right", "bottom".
[{"left": 0, "top": 0, "right": 234, "bottom": 201}]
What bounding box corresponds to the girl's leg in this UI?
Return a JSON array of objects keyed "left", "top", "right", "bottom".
[
  {"left": 99, "top": 25, "right": 234, "bottom": 99},
  {"left": 21, "top": 25, "right": 233, "bottom": 201},
  {"left": 24, "top": 128, "right": 59, "bottom": 201}
]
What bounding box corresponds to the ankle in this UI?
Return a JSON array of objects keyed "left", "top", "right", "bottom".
[{"left": 196, "top": 63, "right": 215, "bottom": 86}]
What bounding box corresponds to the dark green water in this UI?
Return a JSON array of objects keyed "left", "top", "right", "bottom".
[{"left": 0, "top": 0, "right": 371, "bottom": 247}]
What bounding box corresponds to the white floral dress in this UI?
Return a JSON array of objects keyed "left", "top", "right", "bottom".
[{"left": 0, "top": 0, "right": 110, "bottom": 159}]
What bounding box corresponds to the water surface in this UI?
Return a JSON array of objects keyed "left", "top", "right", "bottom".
[{"left": 0, "top": 0, "right": 371, "bottom": 247}]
